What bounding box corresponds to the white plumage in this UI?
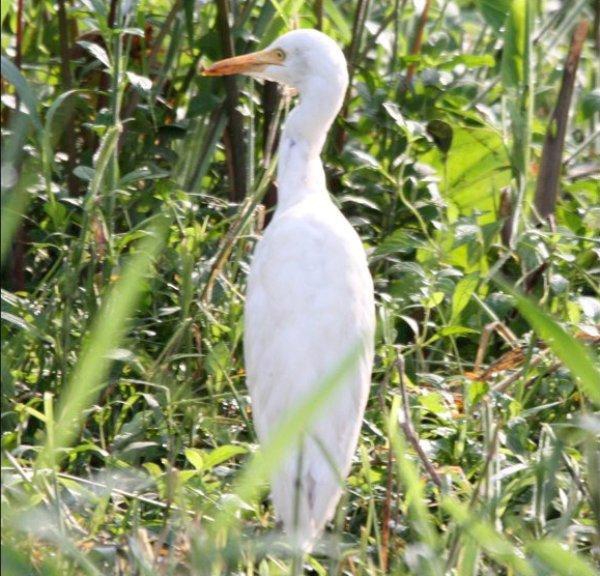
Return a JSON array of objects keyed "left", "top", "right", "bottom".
[{"left": 204, "top": 29, "right": 375, "bottom": 549}]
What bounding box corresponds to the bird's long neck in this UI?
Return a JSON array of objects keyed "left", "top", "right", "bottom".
[{"left": 275, "top": 81, "right": 344, "bottom": 211}]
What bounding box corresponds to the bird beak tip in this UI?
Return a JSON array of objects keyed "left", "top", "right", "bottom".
[{"left": 200, "top": 50, "right": 279, "bottom": 78}]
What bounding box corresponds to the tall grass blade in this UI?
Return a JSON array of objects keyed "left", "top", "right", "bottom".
[
  {"left": 37, "top": 214, "right": 170, "bottom": 468},
  {"left": 442, "top": 497, "right": 536, "bottom": 576},
  {"left": 526, "top": 538, "right": 598, "bottom": 576},
  {"left": 498, "top": 280, "right": 600, "bottom": 406}
]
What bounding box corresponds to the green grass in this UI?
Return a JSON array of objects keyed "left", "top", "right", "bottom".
[{"left": 2, "top": 1, "right": 600, "bottom": 574}]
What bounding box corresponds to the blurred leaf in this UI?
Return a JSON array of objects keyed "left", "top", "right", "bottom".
[
  {"left": 421, "top": 126, "right": 510, "bottom": 222},
  {"left": 526, "top": 539, "right": 598, "bottom": 576},
  {"left": 439, "top": 54, "right": 495, "bottom": 69},
  {"left": 477, "top": 0, "right": 511, "bottom": 31},
  {"left": 77, "top": 40, "right": 111, "bottom": 69},
  {"left": 499, "top": 280, "right": 600, "bottom": 406},
  {"left": 203, "top": 445, "right": 247, "bottom": 471},
  {"left": 427, "top": 120, "right": 453, "bottom": 154},
  {"left": 0, "top": 56, "right": 42, "bottom": 130},
  {"left": 383, "top": 101, "right": 408, "bottom": 133},
  {"left": 185, "top": 448, "right": 204, "bottom": 471},
  {"left": 126, "top": 71, "right": 152, "bottom": 94},
  {"left": 581, "top": 89, "right": 600, "bottom": 119},
  {"left": 443, "top": 497, "right": 536, "bottom": 575},
  {"left": 1, "top": 1, "right": 11, "bottom": 25},
  {"left": 451, "top": 274, "right": 479, "bottom": 321},
  {"left": 323, "top": 0, "right": 351, "bottom": 43}
]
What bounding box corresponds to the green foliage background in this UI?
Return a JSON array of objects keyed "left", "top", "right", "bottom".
[{"left": 1, "top": 0, "right": 599, "bottom": 574}]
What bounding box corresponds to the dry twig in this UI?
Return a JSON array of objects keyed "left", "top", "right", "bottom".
[{"left": 395, "top": 353, "right": 443, "bottom": 488}]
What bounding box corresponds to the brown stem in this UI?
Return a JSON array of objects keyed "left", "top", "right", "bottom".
[
  {"left": 594, "top": 0, "right": 600, "bottom": 54},
  {"left": 378, "top": 367, "right": 394, "bottom": 572},
  {"left": 404, "top": 0, "right": 432, "bottom": 88},
  {"left": 314, "top": 0, "right": 324, "bottom": 31},
  {"left": 261, "top": 81, "right": 281, "bottom": 226},
  {"left": 215, "top": 0, "right": 248, "bottom": 202},
  {"left": 396, "top": 353, "right": 443, "bottom": 488},
  {"left": 15, "top": 0, "right": 24, "bottom": 69},
  {"left": 533, "top": 20, "right": 589, "bottom": 222},
  {"left": 107, "top": 0, "right": 119, "bottom": 28},
  {"left": 499, "top": 187, "right": 513, "bottom": 247},
  {"left": 380, "top": 442, "right": 394, "bottom": 571}
]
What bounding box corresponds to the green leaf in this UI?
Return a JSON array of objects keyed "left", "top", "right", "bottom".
[
  {"left": 477, "top": 0, "right": 511, "bottom": 32},
  {"left": 421, "top": 126, "right": 511, "bottom": 223},
  {"left": 467, "top": 380, "right": 489, "bottom": 406},
  {"left": 185, "top": 448, "right": 204, "bottom": 471},
  {"left": 1, "top": 0, "right": 11, "bottom": 26},
  {"left": 439, "top": 54, "right": 495, "bottom": 70},
  {"left": 203, "top": 445, "right": 247, "bottom": 471},
  {"left": 498, "top": 280, "right": 600, "bottom": 406},
  {"left": 437, "top": 326, "right": 478, "bottom": 336},
  {"left": 323, "top": 0, "right": 351, "bottom": 43},
  {"left": 77, "top": 40, "right": 111, "bottom": 69},
  {"left": 451, "top": 274, "right": 479, "bottom": 321},
  {"left": 383, "top": 101, "right": 408, "bottom": 135},
  {"left": 581, "top": 89, "right": 600, "bottom": 119},
  {"left": 42, "top": 89, "right": 86, "bottom": 174}
]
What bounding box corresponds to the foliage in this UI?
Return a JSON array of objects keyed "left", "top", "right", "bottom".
[{"left": 1, "top": 1, "right": 599, "bottom": 574}]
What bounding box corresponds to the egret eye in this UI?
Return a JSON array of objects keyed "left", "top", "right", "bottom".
[{"left": 274, "top": 48, "right": 286, "bottom": 61}]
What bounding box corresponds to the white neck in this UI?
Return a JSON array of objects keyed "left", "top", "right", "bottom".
[{"left": 275, "top": 78, "right": 345, "bottom": 211}]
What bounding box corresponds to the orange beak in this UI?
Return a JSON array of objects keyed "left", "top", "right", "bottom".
[{"left": 202, "top": 49, "right": 282, "bottom": 76}]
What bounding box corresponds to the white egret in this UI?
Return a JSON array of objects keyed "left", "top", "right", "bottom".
[{"left": 204, "top": 29, "right": 375, "bottom": 549}]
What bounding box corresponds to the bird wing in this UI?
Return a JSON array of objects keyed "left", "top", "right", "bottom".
[{"left": 244, "top": 198, "right": 375, "bottom": 548}]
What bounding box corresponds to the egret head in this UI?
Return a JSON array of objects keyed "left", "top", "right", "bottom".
[{"left": 203, "top": 29, "right": 348, "bottom": 97}]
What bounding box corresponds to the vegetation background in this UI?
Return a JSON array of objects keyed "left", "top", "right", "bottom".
[{"left": 1, "top": 0, "right": 599, "bottom": 574}]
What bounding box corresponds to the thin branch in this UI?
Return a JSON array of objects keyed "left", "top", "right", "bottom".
[
  {"left": 396, "top": 353, "right": 443, "bottom": 488},
  {"left": 314, "top": 0, "right": 324, "bottom": 31},
  {"left": 378, "top": 366, "right": 394, "bottom": 572},
  {"left": 404, "top": 0, "right": 432, "bottom": 89}
]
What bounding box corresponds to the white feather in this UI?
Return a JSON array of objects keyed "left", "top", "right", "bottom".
[{"left": 242, "top": 29, "right": 376, "bottom": 549}]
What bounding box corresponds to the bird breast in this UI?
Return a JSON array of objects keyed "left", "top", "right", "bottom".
[{"left": 244, "top": 195, "right": 375, "bottom": 436}]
